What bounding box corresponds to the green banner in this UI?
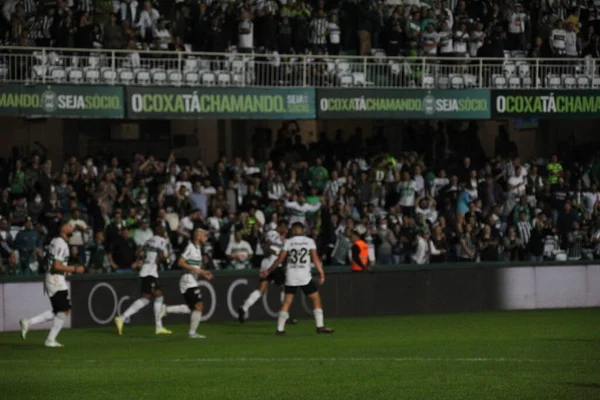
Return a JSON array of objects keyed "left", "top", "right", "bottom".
[
  {"left": 126, "top": 87, "right": 316, "bottom": 119},
  {"left": 492, "top": 90, "right": 600, "bottom": 119},
  {"left": 0, "top": 84, "right": 124, "bottom": 118},
  {"left": 317, "top": 89, "right": 491, "bottom": 119}
]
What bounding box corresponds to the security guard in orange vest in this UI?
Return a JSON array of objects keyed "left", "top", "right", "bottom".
[{"left": 350, "top": 226, "right": 369, "bottom": 272}]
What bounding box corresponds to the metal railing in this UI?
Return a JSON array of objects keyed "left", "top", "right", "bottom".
[{"left": 0, "top": 46, "right": 598, "bottom": 89}]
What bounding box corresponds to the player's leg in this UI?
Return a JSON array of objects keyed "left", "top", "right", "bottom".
[
  {"left": 153, "top": 288, "right": 171, "bottom": 335},
  {"left": 114, "top": 278, "right": 154, "bottom": 335},
  {"left": 305, "top": 282, "right": 333, "bottom": 334},
  {"left": 279, "top": 285, "right": 298, "bottom": 325},
  {"left": 45, "top": 290, "right": 71, "bottom": 347},
  {"left": 276, "top": 287, "right": 296, "bottom": 334},
  {"left": 238, "top": 280, "right": 269, "bottom": 323},
  {"left": 188, "top": 298, "right": 205, "bottom": 339},
  {"left": 20, "top": 309, "right": 54, "bottom": 340},
  {"left": 170, "top": 287, "right": 205, "bottom": 338}
]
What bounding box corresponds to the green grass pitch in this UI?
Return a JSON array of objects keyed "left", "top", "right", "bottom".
[{"left": 1, "top": 309, "right": 599, "bottom": 400}]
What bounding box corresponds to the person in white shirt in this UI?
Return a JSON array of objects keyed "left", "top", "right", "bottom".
[
  {"left": 225, "top": 230, "right": 253, "bottom": 269},
  {"left": 238, "top": 11, "right": 253, "bottom": 52},
  {"left": 238, "top": 220, "right": 296, "bottom": 323},
  {"left": 453, "top": 22, "right": 469, "bottom": 57},
  {"left": 469, "top": 22, "right": 485, "bottom": 57},
  {"left": 507, "top": 3, "right": 527, "bottom": 50},
  {"left": 437, "top": 21, "right": 453, "bottom": 55},
  {"left": 309, "top": 10, "right": 328, "bottom": 53},
  {"left": 19, "top": 221, "right": 86, "bottom": 347},
  {"left": 397, "top": 171, "right": 418, "bottom": 216},
  {"left": 416, "top": 196, "right": 438, "bottom": 224},
  {"left": 137, "top": 1, "right": 160, "bottom": 41},
  {"left": 260, "top": 222, "right": 333, "bottom": 335},
  {"left": 564, "top": 22, "right": 580, "bottom": 57},
  {"left": 284, "top": 195, "right": 322, "bottom": 226},
  {"left": 412, "top": 230, "right": 430, "bottom": 265},
  {"left": 115, "top": 225, "right": 173, "bottom": 336},
  {"left": 584, "top": 183, "right": 600, "bottom": 215},
  {"left": 133, "top": 219, "right": 153, "bottom": 246},
  {"left": 421, "top": 23, "right": 439, "bottom": 55},
  {"left": 153, "top": 18, "right": 171, "bottom": 50},
  {"left": 160, "top": 229, "right": 214, "bottom": 339},
  {"left": 550, "top": 19, "right": 567, "bottom": 56},
  {"left": 328, "top": 14, "right": 341, "bottom": 55},
  {"left": 508, "top": 165, "right": 527, "bottom": 197}
]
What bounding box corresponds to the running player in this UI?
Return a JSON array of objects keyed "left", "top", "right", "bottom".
[
  {"left": 114, "top": 224, "right": 172, "bottom": 335},
  {"left": 20, "top": 221, "right": 86, "bottom": 347},
  {"left": 237, "top": 219, "right": 296, "bottom": 324},
  {"left": 260, "top": 222, "right": 333, "bottom": 335},
  {"left": 160, "top": 228, "right": 213, "bottom": 339}
]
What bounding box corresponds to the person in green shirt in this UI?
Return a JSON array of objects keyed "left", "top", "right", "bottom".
[
  {"left": 9, "top": 160, "right": 26, "bottom": 197},
  {"left": 309, "top": 157, "right": 329, "bottom": 191},
  {"left": 547, "top": 154, "right": 563, "bottom": 185}
]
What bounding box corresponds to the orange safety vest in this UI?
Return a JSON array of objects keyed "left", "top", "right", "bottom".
[{"left": 351, "top": 240, "right": 369, "bottom": 272}]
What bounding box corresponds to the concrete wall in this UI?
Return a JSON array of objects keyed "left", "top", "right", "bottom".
[{"left": 0, "top": 118, "right": 65, "bottom": 166}]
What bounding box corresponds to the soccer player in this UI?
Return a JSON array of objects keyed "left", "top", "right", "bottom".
[
  {"left": 20, "top": 221, "right": 86, "bottom": 347},
  {"left": 260, "top": 222, "right": 333, "bottom": 335},
  {"left": 114, "top": 224, "right": 172, "bottom": 335},
  {"left": 238, "top": 219, "right": 297, "bottom": 324},
  {"left": 160, "top": 228, "right": 213, "bottom": 339}
]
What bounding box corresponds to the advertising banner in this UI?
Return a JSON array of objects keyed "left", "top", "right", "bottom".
[
  {"left": 317, "top": 89, "right": 491, "bottom": 119},
  {"left": 2, "top": 282, "right": 71, "bottom": 331},
  {"left": 0, "top": 84, "right": 124, "bottom": 118},
  {"left": 491, "top": 90, "right": 600, "bottom": 118},
  {"left": 70, "top": 276, "right": 319, "bottom": 328},
  {"left": 126, "top": 87, "right": 316, "bottom": 119}
]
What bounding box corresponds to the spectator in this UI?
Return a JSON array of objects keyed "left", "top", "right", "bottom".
[
  {"left": 225, "top": 230, "right": 253, "bottom": 269},
  {"left": 88, "top": 231, "right": 109, "bottom": 273},
  {"left": 109, "top": 226, "right": 139, "bottom": 273},
  {"left": 13, "top": 217, "right": 43, "bottom": 273},
  {"left": 104, "top": 12, "right": 124, "bottom": 49}
]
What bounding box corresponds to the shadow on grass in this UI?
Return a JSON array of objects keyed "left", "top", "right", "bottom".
[
  {"left": 562, "top": 382, "right": 600, "bottom": 390},
  {"left": 540, "top": 338, "right": 600, "bottom": 343}
]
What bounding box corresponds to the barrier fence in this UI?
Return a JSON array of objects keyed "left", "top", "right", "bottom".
[
  {"left": 0, "top": 46, "right": 599, "bottom": 90},
  {"left": 1, "top": 263, "right": 599, "bottom": 331}
]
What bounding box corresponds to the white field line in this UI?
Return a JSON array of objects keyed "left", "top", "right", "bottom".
[{"left": 0, "top": 357, "right": 596, "bottom": 363}]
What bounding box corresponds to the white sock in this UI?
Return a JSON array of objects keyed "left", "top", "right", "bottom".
[
  {"left": 314, "top": 309, "right": 324, "bottom": 328},
  {"left": 242, "top": 290, "right": 262, "bottom": 313},
  {"left": 46, "top": 313, "right": 66, "bottom": 343},
  {"left": 166, "top": 305, "right": 191, "bottom": 314},
  {"left": 27, "top": 310, "right": 54, "bottom": 326},
  {"left": 120, "top": 298, "right": 150, "bottom": 320},
  {"left": 154, "top": 297, "right": 164, "bottom": 330},
  {"left": 277, "top": 311, "right": 289, "bottom": 332},
  {"left": 280, "top": 291, "right": 285, "bottom": 304},
  {"left": 189, "top": 311, "right": 202, "bottom": 335}
]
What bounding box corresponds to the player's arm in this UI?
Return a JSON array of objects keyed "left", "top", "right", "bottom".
[
  {"left": 52, "top": 256, "right": 84, "bottom": 274},
  {"left": 311, "top": 249, "right": 325, "bottom": 285},
  {"left": 263, "top": 250, "right": 287, "bottom": 276}
]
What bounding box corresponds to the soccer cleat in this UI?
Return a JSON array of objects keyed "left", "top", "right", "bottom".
[
  {"left": 155, "top": 327, "right": 172, "bottom": 335},
  {"left": 188, "top": 333, "right": 206, "bottom": 339},
  {"left": 237, "top": 307, "right": 245, "bottom": 323},
  {"left": 316, "top": 327, "right": 334, "bottom": 334},
  {"left": 20, "top": 319, "right": 29, "bottom": 340},
  {"left": 275, "top": 330, "right": 286, "bottom": 336},
  {"left": 287, "top": 318, "right": 298, "bottom": 325},
  {"left": 160, "top": 304, "right": 167, "bottom": 319},
  {"left": 114, "top": 317, "right": 124, "bottom": 336},
  {"left": 44, "top": 340, "right": 64, "bottom": 348}
]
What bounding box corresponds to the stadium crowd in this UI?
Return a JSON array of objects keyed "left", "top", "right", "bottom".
[
  {"left": 1, "top": 0, "right": 599, "bottom": 58},
  {"left": 1, "top": 123, "right": 600, "bottom": 276}
]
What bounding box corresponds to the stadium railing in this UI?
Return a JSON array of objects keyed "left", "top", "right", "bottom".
[{"left": 0, "top": 46, "right": 598, "bottom": 89}]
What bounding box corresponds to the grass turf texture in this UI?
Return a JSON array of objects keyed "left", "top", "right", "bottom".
[{"left": 1, "top": 309, "right": 599, "bottom": 400}]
